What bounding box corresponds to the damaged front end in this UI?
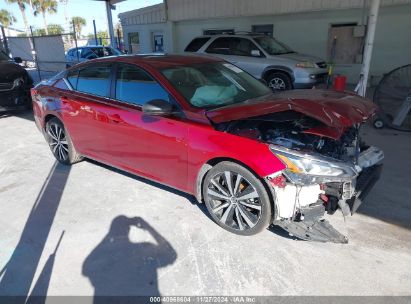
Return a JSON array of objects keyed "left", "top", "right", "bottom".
[{"left": 217, "top": 109, "right": 384, "bottom": 243}]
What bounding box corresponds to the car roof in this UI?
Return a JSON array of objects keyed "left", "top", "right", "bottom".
[
  {"left": 67, "top": 45, "right": 112, "bottom": 51},
  {"left": 81, "top": 53, "right": 224, "bottom": 69},
  {"left": 196, "top": 34, "right": 265, "bottom": 39}
]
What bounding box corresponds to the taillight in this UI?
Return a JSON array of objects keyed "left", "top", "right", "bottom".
[{"left": 30, "top": 88, "right": 39, "bottom": 101}]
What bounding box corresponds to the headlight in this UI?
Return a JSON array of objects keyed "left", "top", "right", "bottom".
[
  {"left": 13, "top": 77, "right": 25, "bottom": 87},
  {"left": 295, "top": 61, "right": 317, "bottom": 68},
  {"left": 270, "top": 145, "right": 358, "bottom": 184}
]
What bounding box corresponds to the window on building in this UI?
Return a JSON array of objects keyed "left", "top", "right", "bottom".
[
  {"left": 251, "top": 24, "right": 274, "bottom": 37},
  {"left": 184, "top": 37, "right": 211, "bottom": 52},
  {"left": 77, "top": 65, "right": 112, "bottom": 97},
  {"left": 327, "top": 23, "right": 364, "bottom": 64},
  {"left": 115, "top": 64, "right": 169, "bottom": 106},
  {"left": 128, "top": 32, "right": 140, "bottom": 54},
  {"left": 203, "top": 29, "right": 234, "bottom": 35}
]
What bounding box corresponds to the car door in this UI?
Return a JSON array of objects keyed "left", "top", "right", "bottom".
[
  {"left": 103, "top": 63, "right": 189, "bottom": 191},
  {"left": 205, "top": 37, "right": 266, "bottom": 79},
  {"left": 58, "top": 63, "right": 115, "bottom": 161}
]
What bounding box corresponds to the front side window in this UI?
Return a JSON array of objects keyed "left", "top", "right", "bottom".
[
  {"left": 162, "top": 62, "right": 271, "bottom": 108},
  {"left": 231, "top": 38, "right": 261, "bottom": 57},
  {"left": 0, "top": 50, "right": 10, "bottom": 61},
  {"left": 77, "top": 65, "right": 112, "bottom": 97},
  {"left": 115, "top": 64, "right": 169, "bottom": 106},
  {"left": 253, "top": 36, "right": 294, "bottom": 55},
  {"left": 66, "top": 69, "right": 79, "bottom": 89}
]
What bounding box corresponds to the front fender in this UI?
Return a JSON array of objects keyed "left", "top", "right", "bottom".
[{"left": 187, "top": 123, "right": 286, "bottom": 196}]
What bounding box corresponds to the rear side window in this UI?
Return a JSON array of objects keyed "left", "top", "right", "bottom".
[
  {"left": 77, "top": 65, "right": 112, "bottom": 97},
  {"left": 54, "top": 79, "right": 70, "bottom": 90},
  {"left": 66, "top": 69, "right": 78, "bottom": 89},
  {"left": 205, "top": 37, "right": 231, "bottom": 55},
  {"left": 184, "top": 37, "right": 211, "bottom": 52},
  {"left": 115, "top": 64, "right": 169, "bottom": 106}
]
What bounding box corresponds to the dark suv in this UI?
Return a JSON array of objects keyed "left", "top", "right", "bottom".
[{"left": 0, "top": 49, "right": 33, "bottom": 112}]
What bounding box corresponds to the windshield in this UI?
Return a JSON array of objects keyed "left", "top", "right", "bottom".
[
  {"left": 162, "top": 62, "right": 271, "bottom": 108},
  {"left": 254, "top": 36, "right": 294, "bottom": 55},
  {"left": 89, "top": 47, "right": 122, "bottom": 57},
  {"left": 0, "top": 50, "right": 10, "bottom": 61}
]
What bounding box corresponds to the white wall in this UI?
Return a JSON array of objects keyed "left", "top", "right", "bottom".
[
  {"left": 173, "top": 4, "right": 411, "bottom": 83},
  {"left": 120, "top": 3, "right": 411, "bottom": 83},
  {"left": 122, "top": 21, "right": 175, "bottom": 53},
  {"left": 167, "top": 0, "right": 411, "bottom": 21}
]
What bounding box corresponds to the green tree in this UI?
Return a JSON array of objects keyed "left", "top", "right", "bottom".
[
  {"left": 71, "top": 16, "right": 86, "bottom": 38},
  {"left": 47, "top": 23, "right": 63, "bottom": 34},
  {"left": 32, "top": 0, "right": 58, "bottom": 35},
  {"left": 32, "top": 28, "right": 46, "bottom": 36},
  {"left": 5, "top": 0, "right": 29, "bottom": 33},
  {"left": 0, "top": 9, "right": 17, "bottom": 27}
]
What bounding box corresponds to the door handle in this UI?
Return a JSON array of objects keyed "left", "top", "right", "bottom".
[{"left": 109, "top": 114, "right": 123, "bottom": 124}]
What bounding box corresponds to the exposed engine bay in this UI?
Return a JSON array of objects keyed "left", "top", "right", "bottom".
[
  {"left": 217, "top": 110, "right": 361, "bottom": 162},
  {"left": 215, "top": 110, "right": 384, "bottom": 243}
]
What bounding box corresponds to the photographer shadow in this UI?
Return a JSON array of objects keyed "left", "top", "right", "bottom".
[{"left": 82, "top": 216, "right": 177, "bottom": 303}]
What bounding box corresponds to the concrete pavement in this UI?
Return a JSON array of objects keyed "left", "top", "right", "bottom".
[{"left": 0, "top": 110, "right": 410, "bottom": 298}]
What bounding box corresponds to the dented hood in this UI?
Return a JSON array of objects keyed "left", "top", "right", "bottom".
[{"left": 206, "top": 89, "right": 377, "bottom": 128}]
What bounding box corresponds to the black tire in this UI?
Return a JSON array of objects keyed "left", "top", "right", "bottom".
[
  {"left": 45, "top": 117, "right": 83, "bottom": 165},
  {"left": 202, "top": 161, "right": 272, "bottom": 236},
  {"left": 373, "top": 119, "right": 385, "bottom": 129},
  {"left": 266, "top": 72, "right": 292, "bottom": 91}
]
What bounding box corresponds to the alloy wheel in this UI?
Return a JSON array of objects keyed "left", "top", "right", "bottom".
[
  {"left": 269, "top": 77, "right": 286, "bottom": 91},
  {"left": 206, "top": 171, "right": 262, "bottom": 231},
  {"left": 47, "top": 123, "right": 69, "bottom": 162}
]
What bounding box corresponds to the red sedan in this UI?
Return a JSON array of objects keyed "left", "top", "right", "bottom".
[{"left": 32, "top": 54, "right": 383, "bottom": 239}]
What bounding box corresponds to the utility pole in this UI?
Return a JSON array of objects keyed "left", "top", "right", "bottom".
[
  {"left": 72, "top": 22, "right": 79, "bottom": 63},
  {"left": 93, "top": 20, "right": 98, "bottom": 45},
  {"left": 0, "top": 26, "right": 10, "bottom": 56},
  {"left": 30, "top": 26, "right": 41, "bottom": 81},
  {"left": 105, "top": 1, "right": 116, "bottom": 47},
  {"left": 357, "top": 0, "right": 381, "bottom": 97}
]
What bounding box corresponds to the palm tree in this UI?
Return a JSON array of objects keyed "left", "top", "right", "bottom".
[
  {"left": 71, "top": 16, "right": 86, "bottom": 39},
  {"left": 5, "top": 0, "right": 30, "bottom": 33},
  {"left": 59, "top": 0, "right": 69, "bottom": 25},
  {"left": 32, "top": 0, "right": 58, "bottom": 35},
  {"left": 0, "top": 9, "right": 17, "bottom": 28}
]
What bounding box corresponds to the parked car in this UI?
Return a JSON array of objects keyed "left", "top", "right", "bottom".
[
  {"left": 31, "top": 54, "right": 383, "bottom": 239},
  {"left": 0, "top": 49, "right": 33, "bottom": 112},
  {"left": 185, "top": 34, "right": 328, "bottom": 91},
  {"left": 65, "top": 45, "right": 123, "bottom": 68}
]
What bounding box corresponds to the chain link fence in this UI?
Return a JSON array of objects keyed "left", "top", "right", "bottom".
[{"left": 1, "top": 25, "right": 123, "bottom": 84}]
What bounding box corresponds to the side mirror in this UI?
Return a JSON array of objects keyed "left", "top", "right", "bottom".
[
  {"left": 142, "top": 99, "right": 175, "bottom": 116},
  {"left": 251, "top": 50, "right": 261, "bottom": 57},
  {"left": 14, "top": 57, "right": 22, "bottom": 64}
]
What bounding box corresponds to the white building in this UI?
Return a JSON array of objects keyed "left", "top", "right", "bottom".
[{"left": 119, "top": 0, "right": 411, "bottom": 83}]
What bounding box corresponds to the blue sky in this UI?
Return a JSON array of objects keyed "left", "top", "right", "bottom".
[{"left": 0, "top": 0, "right": 162, "bottom": 34}]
